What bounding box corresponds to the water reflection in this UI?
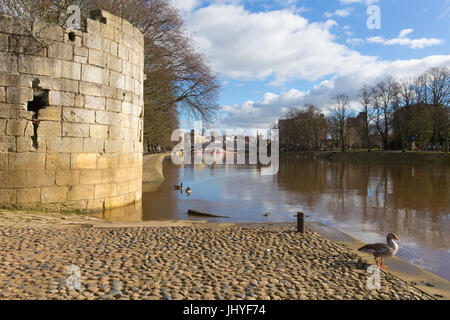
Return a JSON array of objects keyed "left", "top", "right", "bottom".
[{"left": 98, "top": 155, "right": 450, "bottom": 280}]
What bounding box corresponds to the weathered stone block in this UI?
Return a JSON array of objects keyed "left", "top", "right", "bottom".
[
  {"left": 83, "top": 138, "right": 104, "bottom": 153},
  {"left": 95, "top": 183, "right": 117, "bottom": 199},
  {"left": 19, "top": 74, "right": 52, "bottom": 89},
  {"left": 86, "top": 18, "right": 101, "bottom": 34},
  {"left": 107, "top": 54, "right": 122, "bottom": 72},
  {"left": 6, "top": 120, "right": 33, "bottom": 136},
  {"left": 46, "top": 153, "right": 70, "bottom": 170},
  {"left": 104, "top": 140, "right": 123, "bottom": 153},
  {"left": 47, "top": 42, "right": 73, "bottom": 60},
  {"left": 9, "top": 35, "right": 46, "bottom": 56},
  {"left": 97, "top": 154, "right": 118, "bottom": 169},
  {"left": 82, "top": 32, "right": 102, "bottom": 50},
  {"left": 18, "top": 55, "right": 60, "bottom": 77},
  {"left": 81, "top": 64, "right": 109, "bottom": 85},
  {"left": 32, "top": 20, "right": 63, "bottom": 41},
  {"left": 60, "top": 60, "right": 81, "bottom": 80},
  {"left": 110, "top": 71, "right": 124, "bottom": 89},
  {"left": 6, "top": 87, "right": 33, "bottom": 104},
  {"left": 89, "top": 48, "right": 106, "bottom": 67},
  {"left": 106, "top": 98, "right": 121, "bottom": 112},
  {"left": 27, "top": 170, "right": 56, "bottom": 188},
  {"left": 119, "top": 153, "right": 140, "bottom": 168},
  {"left": 37, "top": 107, "right": 61, "bottom": 121},
  {"left": 0, "top": 74, "right": 19, "bottom": 87},
  {"left": 118, "top": 44, "right": 128, "bottom": 60},
  {"left": 74, "top": 55, "right": 88, "bottom": 64},
  {"left": 79, "top": 82, "right": 103, "bottom": 96},
  {"left": 63, "top": 122, "right": 90, "bottom": 137},
  {"left": 0, "top": 152, "right": 7, "bottom": 170},
  {"left": 74, "top": 46, "right": 89, "bottom": 57},
  {"left": 108, "top": 125, "right": 121, "bottom": 140},
  {"left": 38, "top": 121, "right": 61, "bottom": 137},
  {"left": 52, "top": 79, "right": 79, "bottom": 93},
  {"left": 74, "top": 94, "right": 84, "bottom": 107},
  {"left": 79, "top": 170, "right": 102, "bottom": 185},
  {"left": 0, "top": 189, "right": 16, "bottom": 205},
  {"left": 56, "top": 169, "right": 79, "bottom": 186},
  {"left": 84, "top": 95, "right": 106, "bottom": 110},
  {"left": 71, "top": 153, "right": 98, "bottom": 169},
  {"left": 0, "top": 87, "right": 5, "bottom": 103},
  {"left": 122, "top": 19, "right": 134, "bottom": 36},
  {"left": 8, "top": 153, "right": 45, "bottom": 170},
  {"left": 90, "top": 124, "right": 109, "bottom": 139},
  {"left": 105, "top": 196, "right": 125, "bottom": 209},
  {"left": 45, "top": 137, "right": 83, "bottom": 153},
  {"left": 96, "top": 111, "right": 118, "bottom": 125},
  {"left": 62, "top": 108, "right": 95, "bottom": 123},
  {"left": 0, "top": 53, "right": 17, "bottom": 74},
  {"left": 124, "top": 76, "right": 134, "bottom": 92},
  {"left": 0, "top": 15, "right": 31, "bottom": 35},
  {"left": 41, "top": 186, "right": 68, "bottom": 203},
  {"left": 68, "top": 185, "right": 95, "bottom": 201},
  {"left": 101, "top": 168, "right": 115, "bottom": 183},
  {"left": 1, "top": 33, "right": 10, "bottom": 51},
  {"left": 17, "top": 188, "right": 41, "bottom": 204}
]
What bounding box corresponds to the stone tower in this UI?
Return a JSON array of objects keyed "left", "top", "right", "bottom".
[{"left": 0, "top": 10, "right": 144, "bottom": 212}]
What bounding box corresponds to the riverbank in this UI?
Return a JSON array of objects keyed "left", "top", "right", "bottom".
[
  {"left": 287, "top": 151, "right": 450, "bottom": 165},
  {"left": 0, "top": 210, "right": 440, "bottom": 300}
]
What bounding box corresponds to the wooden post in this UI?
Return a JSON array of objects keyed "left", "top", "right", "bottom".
[{"left": 297, "top": 212, "right": 305, "bottom": 234}]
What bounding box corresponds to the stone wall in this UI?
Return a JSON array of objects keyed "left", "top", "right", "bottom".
[{"left": 0, "top": 10, "right": 144, "bottom": 212}]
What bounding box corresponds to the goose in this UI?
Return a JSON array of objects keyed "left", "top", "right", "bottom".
[
  {"left": 186, "top": 187, "right": 192, "bottom": 195},
  {"left": 358, "top": 233, "right": 399, "bottom": 269},
  {"left": 174, "top": 182, "right": 183, "bottom": 190}
]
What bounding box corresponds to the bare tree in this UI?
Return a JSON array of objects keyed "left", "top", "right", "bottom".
[
  {"left": 373, "top": 77, "right": 399, "bottom": 150},
  {"left": 329, "top": 94, "right": 352, "bottom": 152},
  {"left": 358, "top": 85, "right": 376, "bottom": 152}
]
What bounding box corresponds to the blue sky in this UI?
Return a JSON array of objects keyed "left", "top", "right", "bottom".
[{"left": 171, "top": 0, "right": 450, "bottom": 130}]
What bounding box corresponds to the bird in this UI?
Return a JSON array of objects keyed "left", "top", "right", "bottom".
[
  {"left": 263, "top": 212, "right": 272, "bottom": 217},
  {"left": 185, "top": 187, "right": 192, "bottom": 196},
  {"left": 358, "top": 233, "right": 399, "bottom": 269},
  {"left": 174, "top": 182, "right": 183, "bottom": 190}
]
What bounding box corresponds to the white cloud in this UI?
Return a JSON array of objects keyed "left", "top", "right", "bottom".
[
  {"left": 366, "top": 29, "right": 444, "bottom": 49},
  {"left": 346, "top": 38, "right": 365, "bottom": 46},
  {"left": 174, "top": 3, "right": 449, "bottom": 129},
  {"left": 186, "top": 5, "right": 375, "bottom": 84},
  {"left": 398, "top": 28, "right": 414, "bottom": 38},
  {"left": 170, "top": 0, "right": 201, "bottom": 12},
  {"left": 324, "top": 8, "right": 353, "bottom": 18},
  {"left": 340, "top": 0, "right": 379, "bottom": 5},
  {"left": 216, "top": 55, "right": 450, "bottom": 129}
]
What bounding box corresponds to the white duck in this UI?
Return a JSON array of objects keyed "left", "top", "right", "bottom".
[{"left": 358, "top": 233, "right": 399, "bottom": 269}]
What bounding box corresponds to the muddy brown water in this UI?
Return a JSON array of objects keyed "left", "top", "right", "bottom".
[{"left": 98, "top": 156, "right": 450, "bottom": 281}]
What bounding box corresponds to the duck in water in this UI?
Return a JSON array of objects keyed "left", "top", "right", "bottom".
[
  {"left": 174, "top": 182, "right": 183, "bottom": 191},
  {"left": 358, "top": 233, "right": 399, "bottom": 269},
  {"left": 186, "top": 187, "right": 192, "bottom": 196}
]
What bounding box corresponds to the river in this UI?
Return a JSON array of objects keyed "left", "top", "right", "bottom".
[{"left": 101, "top": 155, "right": 450, "bottom": 281}]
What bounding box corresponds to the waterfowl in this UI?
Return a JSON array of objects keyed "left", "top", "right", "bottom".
[
  {"left": 358, "top": 233, "right": 399, "bottom": 269},
  {"left": 186, "top": 187, "right": 192, "bottom": 195},
  {"left": 263, "top": 212, "right": 272, "bottom": 217},
  {"left": 174, "top": 183, "right": 183, "bottom": 190}
]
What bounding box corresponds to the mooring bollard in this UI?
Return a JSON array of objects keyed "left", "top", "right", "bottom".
[{"left": 297, "top": 212, "right": 305, "bottom": 234}]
